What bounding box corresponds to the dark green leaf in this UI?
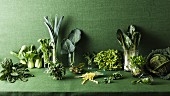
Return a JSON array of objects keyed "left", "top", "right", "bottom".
[
  {"left": 117, "top": 29, "right": 132, "bottom": 50},
  {"left": 0, "top": 58, "right": 34, "bottom": 83},
  {"left": 61, "top": 39, "right": 75, "bottom": 54},
  {"left": 132, "top": 32, "right": 141, "bottom": 49},
  {"left": 68, "top": 28, "right": 81, "bottom": 45}
]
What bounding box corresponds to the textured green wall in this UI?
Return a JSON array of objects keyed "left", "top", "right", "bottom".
[{"left": 0, "top": 0, "right": 170, "bottom": 65}]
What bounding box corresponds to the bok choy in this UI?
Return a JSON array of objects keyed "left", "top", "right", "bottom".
[
  {"left": 10, "top": 45, "right": 28, "bottom": 64},
  {"left": 26, "top": 45, "right": 37, "bottom": 68},
  {"left": 11, "top": 45, "right": 42, "bottom": 68},
  {"left": 117, "top": 25, "right": 141, "bottom": 71}
]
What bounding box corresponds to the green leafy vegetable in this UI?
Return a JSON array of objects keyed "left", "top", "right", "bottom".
[
  {"left": 68, "top": 29, "right": 81, "bottom": 45},
  {"left": 25, "top": 46, "right": 36, "bottom": 68},
  {"left": 10, "top": 45, "right": 28, "bottom": 64},
  {"left": 38, "top": 39, "right": 52, "bottom": 67},
  {"left": 11, "top": 45, "right": 42, "bottom": 68},
  {"left": 103, "top": 72, "right": 123, "bottom": 84},
  {"left": 0, "top": 58, "right": 34, "bottom": 83},
  {"left": 61, "top": 28, "right": 82, "bottom": 67},
  {"left": 35, "top": 57, "right": 42, "bottom": 68},
  {"left": 61, "top": 39, "right": 75, "bottom": 54},
  {"left": 94, "top": 49, "right": 122, "bottom": 71},
  {"left": 69, "top": 63, "right": 85, "bottom": 74},
  {"left": 116, "top": 25, "right": 141, "bottom": 71},
  {"left": 45, "top": 61, "right": 66, "bottom": 80},
  {"left": 84, "top": 52, "right": 96, "bottom": 69},
  {"left": 129, "top": 55, "right": 146, "bottom": 77},
  {"left": 146, "top": 47, "right": 170, "bottom": 79},
  {"left": 131, "top": 76, "right": 153, "bottom": 85},
  {"left": 130, "top": 56, "right": 145, "bottom": 68}
]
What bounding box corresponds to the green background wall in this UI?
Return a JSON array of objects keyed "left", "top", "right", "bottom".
[{"left": 0, "top": 0, "right": 170, "bottom": 65}]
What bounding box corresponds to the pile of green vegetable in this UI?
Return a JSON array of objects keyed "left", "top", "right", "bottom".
[
  {"left": 94, "top": 49, "right": 122, "bottom": 71},
  {"left": 45, "top": 61, "right": 66, "bottom": 80},
  {"left": 0, "top": 58, "right": 34, "bottom": 83},
  {"left": 3, "top": 13, "right": 170, "bottom": 86}
]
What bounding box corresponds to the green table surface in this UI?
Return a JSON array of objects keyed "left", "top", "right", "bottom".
[{"left": 0, "top": 68, "right": 170, "bottom": 95}]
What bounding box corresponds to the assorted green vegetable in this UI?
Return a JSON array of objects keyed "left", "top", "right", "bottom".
[
  {"left": 0, "top": 58, "right": 34, "bottom": 83},
  {"left": 117, "top": 25, "right": 141, "bottom": 71},
  {"left": 94, "top": 49, "right": 122, "bottom": 71},
  {"left": 0, "top": 13, "right": 168, "bottom": 86}
]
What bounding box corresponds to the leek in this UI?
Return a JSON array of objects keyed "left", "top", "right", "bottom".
[{"left": 44, "top": 15, "right": 64, "bottom": 64}]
